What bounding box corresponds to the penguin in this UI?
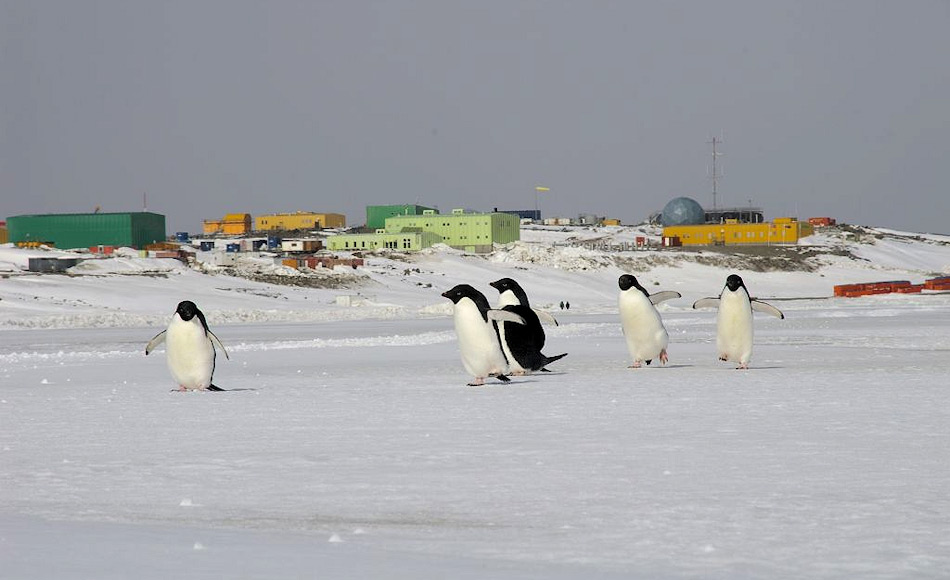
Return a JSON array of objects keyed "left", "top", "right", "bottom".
[
  {"left": 617, "top": 274, "right": 681, "bottom": 368},
  {"left": 441, "top": 284, "right": 526, "bottom": 386},
  {"left": 146, "top": 300, "right": 230, "bottom": 391},
  {"left": 692, "top": 274, "right": 784, "bottom": 369},
  {"left": 489, "top": 277, "right": 567, "bottom": 374}
]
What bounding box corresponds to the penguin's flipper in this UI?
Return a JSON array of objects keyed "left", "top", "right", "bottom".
[
  {"left": 649, "top": 291, "right": 682, "bottom": 305},
  {"left": 488, "top": 310, "right": 526, "bottom": 325},
  {"left": 145, "top": 330, "right": 166, "bottom": 355},
  {"left": 692, "top": 297, "right": 721, "bottom": 310},
  {"left": 533, "top": 309, "right": 559, "bottom": 326},
  {"left": 208, "top": 330, "right": 230, "bottom": 360},
  {"left": 207, "top": 384, "right": 226, "bottom": 391},
  {"left": 751, "top": 300, "right": 785, "bottom": 319},
  {"left": 495, "top": 374, "right": 511, "bottom": 383}
]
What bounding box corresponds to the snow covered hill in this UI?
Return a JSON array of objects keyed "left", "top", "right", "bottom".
[{"left": 1, "top": 225, "right": 949, "bottom": 329}]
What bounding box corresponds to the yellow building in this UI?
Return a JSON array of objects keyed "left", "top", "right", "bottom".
[
  {"left": 255, "top": 212, "right": 346, "bottom": 231},
  {"left": 0, "top": 221, "right": 8, "bottom": 244},
  {"left": 662, "top": 218, "right": 814, "bottom": 246},
  {"left": 202, "top": 213, "right": 252, "bottom": 235}
]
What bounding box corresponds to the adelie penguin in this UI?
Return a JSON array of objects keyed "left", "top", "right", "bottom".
[
  {"left": 146, "top": 300, "right": 230, "bottom": 391},
  {"left": 489, "top": 278, "right": 567, "bottom": 374},
  {"left": 617, "top": 274, "right": 681, "bottom": 368},
  {"left": 693, "top": 274, "right": 784, "bottom": 369},
  {"left": 441, "top": 284, "right": 527, "bottom": 386}
]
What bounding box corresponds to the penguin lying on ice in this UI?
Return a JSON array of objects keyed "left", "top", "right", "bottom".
[
  {"left": 146, "top": 300, "right": 230, "bottom": 391},
  {"left": 442, "top": 284, "right": 527, "bottom": 386},
  {"left": 489, "top": 278, "right": 567, "bottom": 374},
  {"left": 617, "top": 274, "right": 681, "bottom": 368},
  {"left": 692, "top": 274, "right": 784, "bottom": 369}
]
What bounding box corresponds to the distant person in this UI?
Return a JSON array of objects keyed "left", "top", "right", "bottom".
[
  {"left": 566, "top": 301, "right": 570, "bottom": 310},
  {"left": 559, "top": 301, "right": 564, "bottom": 310}
]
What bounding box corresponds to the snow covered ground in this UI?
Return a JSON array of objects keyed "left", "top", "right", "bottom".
[{"left": 2, "top": 227, "right": 949, "bottom": 578}]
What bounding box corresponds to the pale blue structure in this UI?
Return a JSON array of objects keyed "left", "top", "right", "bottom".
[{"left": 660, "top": 197, "right": 705, "bottom": 226}]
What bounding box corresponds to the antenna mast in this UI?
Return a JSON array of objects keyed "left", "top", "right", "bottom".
[{"left": 707, "top": 135, "right": 723, "bottom": 210}]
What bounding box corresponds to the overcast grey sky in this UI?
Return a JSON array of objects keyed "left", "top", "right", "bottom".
[{"left": 3, "top": 1, "right": 949, "bottom": 234}]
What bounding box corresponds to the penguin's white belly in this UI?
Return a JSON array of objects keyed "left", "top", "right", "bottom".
[
  {"left": 717, "top": 293, "right": 754, "bottom": 363},
  {"left": 454, "top": 307, "right": 507, "bottom": 378},
  {"left": 619, "top": 294, "right": 669, "bottom": 361},
  {"left": 166, "top": 319, "right": 215, "bottom": 390}
]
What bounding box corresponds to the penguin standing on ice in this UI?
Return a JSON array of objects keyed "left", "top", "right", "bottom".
[
  {"left": 692, "top": 274, "right": 784, "bottom": 369},
  {"left": 146, "top": 300, "right": 230, "bottom": 391},
  {"left": 617, "top": 274, "right": 681, "bottom": 368},
  {"left": 489, "top": 278, "right": 567, "bottom": 374},
  {"left": 441, "top": 284, "right": 526, "bottom": 386}
]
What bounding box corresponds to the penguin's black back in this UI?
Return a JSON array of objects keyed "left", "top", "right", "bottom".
[{"left": 501, "top": 304, "right": 554, "bottom": 370}]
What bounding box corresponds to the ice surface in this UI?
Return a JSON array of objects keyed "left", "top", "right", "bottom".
[{"left": 1, "top": 229, "right": 949, "bottom": 578}]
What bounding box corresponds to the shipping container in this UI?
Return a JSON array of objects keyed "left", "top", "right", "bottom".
[
  {"left": 28, "top": 257, "right": 81, "bottom": 272},
  {"left": 834, "top": 281, "right": 914, "bottom": 297},
  {"left": 281, "top": 239, "right": 322, "bottom": 253}
]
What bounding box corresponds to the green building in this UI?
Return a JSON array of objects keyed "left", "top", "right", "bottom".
[
  {"left": 7, "top": 212, "right": 167, "bottom": 249},
  {"left": 384, "top": 209, "right": 520, "bottom": 253},
  {"left": 326, "top": 230, "right": 443, "bottom": 252},
  {"left": 366, "top": 204, "right": 437, "bottom": 230}
]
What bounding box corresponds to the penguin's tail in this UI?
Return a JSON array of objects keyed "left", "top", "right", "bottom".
[
  {"left": 207, "top": 384, "right": 226, "bottom": 391},
  {"left": 538, "top": 352, "right": 568, "bottom": 370}
]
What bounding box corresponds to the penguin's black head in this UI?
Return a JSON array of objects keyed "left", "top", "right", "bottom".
[
  {"left": 619, "top": 274, "right": 651, "bottom": 298},
  {"left": 725, "top": 274, "right": 745, "bottom": 292},
  {"left": 618, "top": 274, "right": 639, "bottom": 291},
  {"left": 489, "top": 277, "right": 529, "bottom": 305},
  {"left": 489, "top": 278, "right": 517, "bottom": 292},
  {"left": 441, "top": 284, "right": 481, "bottom": 305},
  {"left": 176, "top": 300, "right": 199, "bottom": 321}
]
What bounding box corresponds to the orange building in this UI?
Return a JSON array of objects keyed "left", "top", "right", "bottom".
[{"left": 203, "top": 213, "right": 252, "bottom": 235}]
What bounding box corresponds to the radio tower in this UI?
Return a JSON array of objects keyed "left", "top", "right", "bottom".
[{"left": 707, "top": 135, "right": 723, "bottom": 210}]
